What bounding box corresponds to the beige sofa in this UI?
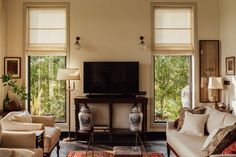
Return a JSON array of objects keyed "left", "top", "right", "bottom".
[
  {"left": 167, "top": 107, "right": 236, "bottom": 157},
  {"left": 0, "top": 128, "right": 43, "bottom": 157},
  {"left": 1, "top": 111, "right": 61, "bottom": 157}
]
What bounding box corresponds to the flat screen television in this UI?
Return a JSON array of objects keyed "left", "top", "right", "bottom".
[{"left": 84, "top": 61, "right": 139, "bottom": 96}]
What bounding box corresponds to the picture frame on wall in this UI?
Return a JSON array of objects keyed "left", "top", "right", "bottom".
[
  {"left": 226, "top": 56, "right": 235, "bottom": 75},
  {"left": 4, "top": 57, "right": 21, "bottom": 78}
]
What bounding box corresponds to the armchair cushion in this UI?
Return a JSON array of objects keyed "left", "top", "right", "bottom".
[
  {"left": 12, "top": 110, "right": 32, "bottom": 123},
  {"left": 1, "top": 131, "right": 36, "bottom": 148},
  {"left": 31, "top": 115, "right": 55, "bottom": 127}
]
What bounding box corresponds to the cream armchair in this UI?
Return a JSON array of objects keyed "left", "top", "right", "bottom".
[
  {"left": 1, "top": 111, "right": 61, "bottom": 157},
  {"left": 0, "top": 130, "right": 43, "bottom": 157}
]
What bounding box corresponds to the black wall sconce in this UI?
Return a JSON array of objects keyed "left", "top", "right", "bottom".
[
  {"left": 139, "top": 36, "right": 146, "bottom": 50},
  {"left": 74, "top": 36, "right": 81, "bottom": 50}
]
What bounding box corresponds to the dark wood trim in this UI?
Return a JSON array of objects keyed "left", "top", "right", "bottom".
[
  {"left": 43, "top": 141, "right": 60, "bottom": 157},
  {"left": 167, "top": 142, "right": 180, "bottom": 157}
]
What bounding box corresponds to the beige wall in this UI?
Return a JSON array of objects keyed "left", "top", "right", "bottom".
[
  {"left": 4, "top": 0, "right": 220, "bottom": 131},
  {"left": 0, "top": 0, "right": 6, "bottom": 108},
  {"left": 219, "top": 0, "right": 236, "bottom": 112}
]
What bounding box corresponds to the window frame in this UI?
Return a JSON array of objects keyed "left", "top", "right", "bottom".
[{"left": 150, "top": 2, "right": 197, "bottom": 129}]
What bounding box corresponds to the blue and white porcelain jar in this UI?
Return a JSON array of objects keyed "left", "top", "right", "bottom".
[
  {"left": 129, "top": 105, "right": 143, "bottom": 132},
  {"left": 78, "top": 104, "right": 92, "bottom": 131}
]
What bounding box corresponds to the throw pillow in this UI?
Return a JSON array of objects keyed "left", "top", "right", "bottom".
[
  {"left": 222, "top": 141, "right": 236, "bottom": 154},
  {"left": 12, "top": 110, "right": 32, "bottom": 123},
  {"left": 201, "top": 127, "right": 223, "bottom": 151},
  {"left": 177, "top": 106, "right": 206, "bottom": 131},
  {"left": 206, "top": 124, "right": 236, "bottom": 156},
  {"left": 179, "top": 111, "right": 209, "bottom": 137}
]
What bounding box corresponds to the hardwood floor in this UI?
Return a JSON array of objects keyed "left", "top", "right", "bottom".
[{"left": 51, "top": 141, "right": 175, "bottom": 157}]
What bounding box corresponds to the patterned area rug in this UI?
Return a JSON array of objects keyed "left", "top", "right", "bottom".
[{"left": 67, "top": 151, "right": 165, "bottom": 157}]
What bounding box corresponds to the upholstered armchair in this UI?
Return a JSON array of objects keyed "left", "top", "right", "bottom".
[
  {"left": 1, "top": 111, "right": 61, "bottom": 157},
  {"left": 0, "top": 129, "right": 43, "bottom": 157}
]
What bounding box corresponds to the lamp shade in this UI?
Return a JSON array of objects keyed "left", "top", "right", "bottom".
[
  {"left": 208, "top": 77, "right": 223, "bottom": 89},
  {"left": 57, "top": 68, "right": 80, "bottom": 80}
]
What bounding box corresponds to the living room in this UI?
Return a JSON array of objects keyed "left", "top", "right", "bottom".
[{"left": 0, "top": 0, "right": 236, "bottom": 157}]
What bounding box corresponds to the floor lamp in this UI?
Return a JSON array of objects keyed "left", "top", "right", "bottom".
[{"left": 57, "top": 68, "right": 80, "bottom": 142}]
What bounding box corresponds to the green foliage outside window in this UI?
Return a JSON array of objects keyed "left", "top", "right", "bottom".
[
  {"left": 154, "top": 56, "right": 190, "bottom": 121},
  {"left": 29, "top": 56, "right": 66, "bottom": 122}
]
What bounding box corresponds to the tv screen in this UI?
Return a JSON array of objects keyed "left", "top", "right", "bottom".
[{"left": 84, "top": 61, "right": 139, "bottom": 95}]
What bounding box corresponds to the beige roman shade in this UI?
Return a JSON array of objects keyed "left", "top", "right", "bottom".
[
  {"left": 153, "top": 6, "right": 195, "bottom": 54},
  {"left": 26, "top": 7, "right": 67, "bottom": 55}
]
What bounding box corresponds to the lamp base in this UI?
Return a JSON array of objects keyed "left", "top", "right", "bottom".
[{"left": 63, "top": 137, "right": 75, "bottom": 142}]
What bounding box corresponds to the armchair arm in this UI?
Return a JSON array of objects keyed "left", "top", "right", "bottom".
[
  {"left": 31, "top": 115, "right": 55, "bottom": 127},
  {"left": 1, "top": 119, "right": 44, "bottom": 131},
  {"left": 1, "top": 131, "right": 36, "bottom": 148},
  {"left": 166, "top": 121, "right": 176, "bottom": 130}
]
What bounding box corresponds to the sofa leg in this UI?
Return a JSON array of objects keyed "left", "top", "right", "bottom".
[
  {"left": 57, "top": 142, "right": 60, "bottom": 157},
  {"left": 167, "top": 143, "right": 170, "bottom": 157}
]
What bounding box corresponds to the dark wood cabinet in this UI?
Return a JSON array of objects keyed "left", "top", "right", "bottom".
[{"left": 74, "top": 97, "right": 148, "bottom": 142}]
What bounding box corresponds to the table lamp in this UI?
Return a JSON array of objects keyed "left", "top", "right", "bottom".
[
  {"left": 208, "top": 77, "right": 223, "bottom": 109},
  {"left": 57, "top": 68, "right": 80, "bottom": 141}
]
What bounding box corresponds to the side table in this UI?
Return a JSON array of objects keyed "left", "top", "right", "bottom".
[{"left": 34, "top": 130, "right": 44, "bottom": 150}]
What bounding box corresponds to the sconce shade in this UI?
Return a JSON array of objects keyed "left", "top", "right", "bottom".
[
  {"left": 57, "top": 68, "right": 80, "bottom": 80},
  {"left": 208, "top": 77, "right": 223, "bottom": 89}
]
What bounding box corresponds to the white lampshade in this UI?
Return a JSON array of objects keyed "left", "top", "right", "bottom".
[
  {"left": 208, "top": 77, "right": 223, "bottom": 89},
  {"left": 57, "top": 68, "right": 80, "bottom": 80}
]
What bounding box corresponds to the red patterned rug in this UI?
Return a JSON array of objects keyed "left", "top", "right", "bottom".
[{"left": 67, "top": 151, "right": 164, "bottom": 157}]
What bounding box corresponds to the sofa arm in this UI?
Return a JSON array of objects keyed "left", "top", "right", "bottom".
[
  {"left": 31, "top": 115, "right": 55, "bottom": 127},
  {"left": 1, "top": 119, "right": 44, "bottom": 131},
  {"left": 167, "top": 121, "right": 176, "bottom": 130},
  {"left": 210, "top": 155, "right": 236, "bottom": 157},
  {"left": 14, "top": 148, "right": 43, "bottom": 157},
  {"left": 1, "top": 131, "right": 36, "bottom": 148}
]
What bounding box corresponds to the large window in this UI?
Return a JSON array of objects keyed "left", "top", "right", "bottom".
[
  {"left": 25, "top": 3, "right": 69, "bottom": 122},
  {"left": 154, "top": 55, "right": 191, "bottom": 122},
  {"left": 152, "top": 4, "right": 195, "bottom": 123}
]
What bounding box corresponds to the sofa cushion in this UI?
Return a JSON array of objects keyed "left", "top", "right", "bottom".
[
  {"left": 44, "top": 127, "right": 61, "bottom": 153},
  {"left": 205, "top": 107, "right": 226, "bottom": 134},
  {"left": 207, "top": 124, "right": 236, "bottom": 156},
  {"left": 167, "top": 129, "right": 208, "bottom": 157},
  {"left": 177, "top": 107, "right": 206, "bottom": 131},
  {"left": 180, "top": 112, "right": 209, "bottom": 137},
  {"left": 223, "top": 114, "right": 236, "bottom": 127}
]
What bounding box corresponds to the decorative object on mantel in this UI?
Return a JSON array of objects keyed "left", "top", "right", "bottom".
[
  {"left": 57, "top": 68, "right": 80, "bottom": 141},
  {"left": 225, "top": 56, "right": 235, "bottom": 75},
  {"left": 74, "top": 36, "right": 81, "bottom": 50},
  {"left": 1, "top": 74, "right": 28, "bottom": 111},
  {"left": 208, "top": 77, "right": 223, "bottom": 109},
  {"left": 129, "top": 104, "right": 143, "bottom": 132},
  {"left": 138, "top": 36, "right": 146, "bottom": 50},
  {"left": 78, "top": 104, "right": 92, "bottom": 131}
]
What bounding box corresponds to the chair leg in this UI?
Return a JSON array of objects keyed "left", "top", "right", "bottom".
[
  {"left": 57, "top": 142, "right": 60, "bottom": 157},
  {"left": 167, "top": 143, "right": 170, "bottom": 157}
]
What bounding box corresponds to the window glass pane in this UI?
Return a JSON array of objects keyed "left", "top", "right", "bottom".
[
  {"left": 155, "top": 8, "right": 191, "bottom": 28},
  {"left": 29, "top": 30, "right": 66, "bottom": 44},
  {"left": 155, "top": 29, "right": 191, "bottom": 44},
  {"left": 154, "top": 55, "right": 191, "bottom": 122},
  {"left": 29, "top": 8, "right": 66, "bottom": 28},
  {"left": 29, "top": 56, "right": 66, "bottom": 122}
]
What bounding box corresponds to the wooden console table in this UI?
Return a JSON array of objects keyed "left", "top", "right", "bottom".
[{"left": 74, "top": 97, "right": 148, "bottom": 142}]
